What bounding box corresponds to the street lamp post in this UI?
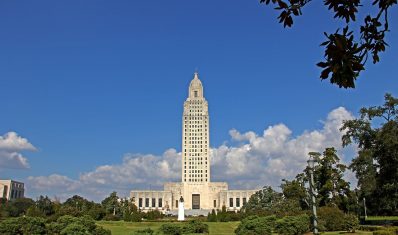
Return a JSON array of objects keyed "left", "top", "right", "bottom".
[
  {"left": 308, "top": 153, "right": 319, "bottom": 235},
  {"left": 363, "top": 198, "right": 367, "bottom": 219}
]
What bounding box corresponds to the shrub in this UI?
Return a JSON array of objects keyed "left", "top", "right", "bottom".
[
  {"left": 0, "top": 218, "right": 20, "bottom": 235},
  {"left": 274, "top": 214, "right": 310, "bottom": 235},
  {"left": 318, "top": 206, "right": 345, "bottom": 231},
  {"left": 18, "top": 217, "right": 47, "bottom": 235},
  {"left": 207, "top": 209, "right": 217, "bottom": 222},
  {"left": 49, "top": 215, "right": 110, "bottom": 235},
  {"left": 87, "top": 205, "right": 107, "bottom": 220},
  {"left": 60, "top": 222, "right": 88, "bottom": 235},
  {"left": 103, "top": 213, "right": 121, "bottom": 221},
  {"left": 133, "top": 228, "right": 155, "bottom": 235},
  {"left": 78, "top": 215, "right": 97, "bottom": 232},
  {"left": 0, "top": 217, "right": 47, "bottom": 235},
  {"left": 46, "top": 222, "right": 64, "bottom": 234},
  {"left": 160, "top": 223, "right": 182, "bottom": 235},
  {"left": 235, "top": 215, "right": 276, "bottom": 235},
  {"left": 26, "top": 205, "right": 45, "bottom": 217},
  {"left": 344, "top": 214, "right": 359, "bottom": 232},
  {"left": 359, "top": 225, "right": 385, "bottom": 231},
  {"left": 144, "top": 210, "right": 164, "bottom": 220},
  {"left": 93, "top": 226, "right": 112, "bottom": 235},
  {"left": 182, "top": 220, "right": 209, "bottom": 233},
  {"left": 373, "top": 230, "right": 395, "bottom": 235}
]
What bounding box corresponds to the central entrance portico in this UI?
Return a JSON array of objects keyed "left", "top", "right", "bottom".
[{"left": 192, "top": 194, "right": 200, "bottom": 209}]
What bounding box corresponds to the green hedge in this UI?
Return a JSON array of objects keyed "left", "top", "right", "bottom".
[
  {"left": 274, "top": 214, "right": 310, "bottom": 235},
  {"left": 0, "top": 215, "right": 111, "bottom": 235},
  {"left": 359, "top": 225, "right": 385, "bottom": 231},
  {"left": 373, "top": 230, "right": 395, "bottom": 235},
  {"left": 133, "top": 228, "right": 155, "bottom": 235},
  {"left": 234, "top": 215, "right": 276, "bottom": 235},
  {"left": 182, "top": 220, "right": 209, "bottom": 234},
  {"left": 160, "top": 220, "right": 208, "bottom": 235}
]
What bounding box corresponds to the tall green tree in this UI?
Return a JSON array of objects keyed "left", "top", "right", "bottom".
[
  {"left": 36, "top": 195, "right": 55, "bottom": 216},
  {"left": 260, "top": 0, "right": 396, "bottom": 88},
  {"left": 281, "top": 178, "right": 309, "bottom": 210},
  {"left": 101, "top": 192, "right": 121, "bottom": 217},
  {"left": 283, "top": 148, "right": 354, "bottom": 213},
  {"left": 341, "top": 93, "right": 398, "bottom": 215},
  {"left": 311, "top": 148, "right": 351, "bottom": 210},
  {"left": 242, "top": 186, "right": 283, "bottom": 216}
]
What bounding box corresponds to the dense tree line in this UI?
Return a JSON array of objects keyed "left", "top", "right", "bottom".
[
  {"left": 341, "top": 93, "right": 398, "bottom": 215},
  {"left": 0, "top": 191, "right": 166, "bottom": 234}
]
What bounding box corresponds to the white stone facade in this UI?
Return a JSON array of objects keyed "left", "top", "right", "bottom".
[
  {"left": 130, "top": 72, "right": 258, "bottom": 213},
  {"left": 0, "top": 179, "right": 25, "bottom": 200}
]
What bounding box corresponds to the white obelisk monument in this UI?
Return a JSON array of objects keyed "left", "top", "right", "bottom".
[{"left": 177, "top": 196, "right": 185, "bottom": 221}]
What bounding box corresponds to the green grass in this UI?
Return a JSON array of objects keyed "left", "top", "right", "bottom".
[
  {"left": 320, "top": 232, "right": 373, "bottom": 235},
  {"left": 365, "top": 216, "right": 398, "bottom": 221},
  {"left": 97, "top": 221, "right": 240, "bottom": 235}
]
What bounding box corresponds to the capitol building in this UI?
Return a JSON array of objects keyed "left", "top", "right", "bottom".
[{"left": 130, "top": 72, "right": 258, "bottom": 214}]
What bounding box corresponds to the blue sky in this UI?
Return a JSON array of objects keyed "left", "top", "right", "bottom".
[{"left": 0, "top": 1, "right": 397, "bottom": 201}]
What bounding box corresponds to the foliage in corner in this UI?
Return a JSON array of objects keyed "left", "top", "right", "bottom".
[{"left": 259, "top": 0, "right": 396, "bottom": 88}]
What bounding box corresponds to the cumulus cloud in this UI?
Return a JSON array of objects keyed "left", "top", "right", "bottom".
[
  {"left": 0, "top": 132, "right": 36, "bottom": 169},
  {"left": 28, "top": 149, "right": 181, "bottom": 201},
  {"left": 211, "top": 107, "right": 355, "bottom": 189},
  {"left": 27, "top": 107, "right": 356, "bottom": 201}
]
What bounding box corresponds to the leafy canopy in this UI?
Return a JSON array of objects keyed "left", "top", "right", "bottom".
[{"left": 260, "top": 0, "right": 396, "bottom": 88}]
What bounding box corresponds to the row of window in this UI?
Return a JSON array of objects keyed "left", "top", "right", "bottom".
[
  {"left": 184, "top": 129, "right": 207, "bottom": 133},
  {"left": 184, "top": 116, "right": 207, "bottom": 121},
  {"left": 185, "top": 132, "right": 206, "bottom": 137},
  {"left": 138, "top": 198, "right": 163, "bottom": 208},
  {"left": 184, "top": 149, "right": 207, "bottom": 152},
  {"left": 13, "top": 183, "right": 23, "bottom": 188},
  {"left": 185, "top": 153, "right": 207, "bottom": 157},
  {"left": 184, "top": 164, "right": 208, "bottom": 169},
  {"left": 185, "top": 148, "right": 204, "bottom": 153},
  {"left": 184, "top": 125, "right": 208, "bottom": 128},
  {"left": 185, "top": 136, "right": 205, "bottom": 140},
  {"left": 185, "top": 157, "right": 207, "bottom": 161},
  {"left": 10, "top": 189, "right": 23, "bottom": 199},
  {"left": 184, "top": 178, "right": 207, "bottom": 182},
  {"left": 188, "top": 100, "right": 204, "bottom": 104},
  {"left": 184, "top": 170, "right": 207, "bottom": 173},
  {"left": 229, "top": 198, "right": 247, "bottom": 208}
]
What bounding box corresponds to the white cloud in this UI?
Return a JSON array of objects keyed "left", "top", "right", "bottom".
[
  {"left": 211, "top": 106, "right": 355, "bottom": 189},
  {"left": 27, "top": 149, "right": 181, "bottom": 201},
  {"left": 27, "top": 107, "right": 356, "bottom": 201},
  {"left": 0, "top": 132, "right": 36, "bottom": 169}
]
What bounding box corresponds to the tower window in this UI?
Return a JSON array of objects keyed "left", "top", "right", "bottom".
[{"left": 194, "top": 91, "right": 198, "bottom": 97}]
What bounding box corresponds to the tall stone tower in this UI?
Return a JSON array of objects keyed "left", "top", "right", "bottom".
[
  {"left": 182, "top": 72, "right": 210, "bottom": 183},
  {"left": 131, "top": 71, "right": 258, "bottom": 213}
]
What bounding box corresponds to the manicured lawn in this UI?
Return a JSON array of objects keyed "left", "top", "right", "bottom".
[
  {"left": 365, "top": 216, "right": 398, "bottom": 221},
  {"left": 97, "top": 221, "right": 240, "bottom": 235},
  {"left": 320, "top": 232, "right": 373, "bottom": 235},
  {"left": 97, "top": 221, "right": 378, "bottom": 235}
]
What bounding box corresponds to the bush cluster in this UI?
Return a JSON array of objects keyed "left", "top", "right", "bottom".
[
  {"left": 274, "top": 214, "right": 310, "bottom": 235},
  {"left": 318, "top": 206, "right": 359, "bottom": 232},
  {"left": 235, "top": 215, "right": 276, "bottom": 235},
  {"left": 235, "top": 214, "right": 310, "bottom": 235},
  {"left": 160, "top": 220, "right": 209, "bottom": 235},
  {"left": 357, "top": 226, "right": 398, "bottom": 235},
  {"left": 0, "top": 215, "right": 111, "bottom": 235},
  {"left": 182, "top": 220, "right": 209, "bottom": 234},
  {"left": 207, "top": 206, "right": 242, "bottom": 222},
  {"left": 160, "top": 223, "right": 183, "bottom": 235},
  {"left": 133, "top": 228, "right": 155, "bottom": 235}
]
